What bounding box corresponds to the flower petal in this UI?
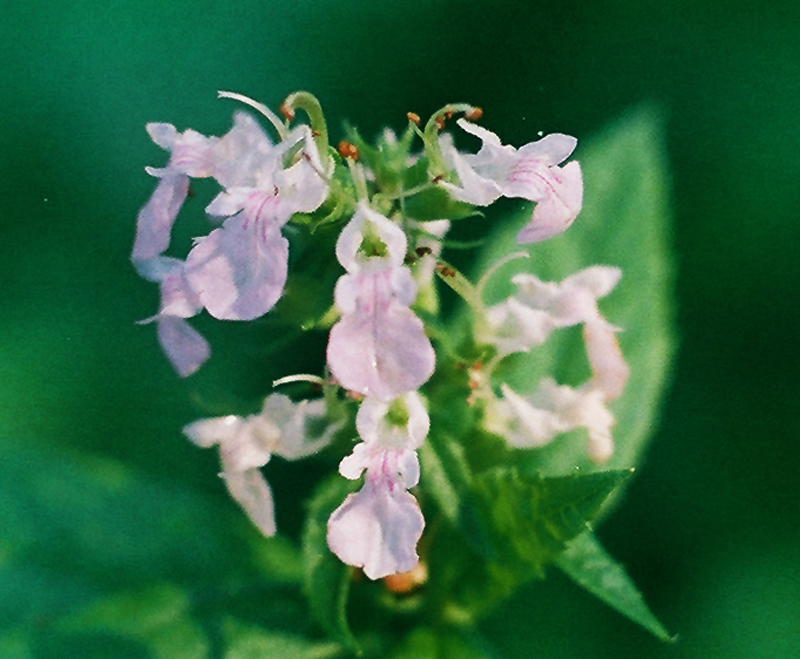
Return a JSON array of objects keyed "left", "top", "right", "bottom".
[
  {"left": 327, "top": 304, "right": 435, "bottom": 401},
  {"left": 132, "top": 172, "right": 190, "bottom": 262},
  {"left": 583, "top": 320, "right": 630, "bottom": 400},
  {"left": 155, "top": 315, "right": 210, "bottom": 377},
  {"left": 515, "top": 161, "right": 583, "bottom": 244},
  {"left": 184, "top": 213, "right": 289, "bottom": 320},
  {"left": 222, "top": 467, "right": 277, "bottom": 537},
  {"left": 327, "top": 479, "right": 424, "bottom": 580}
]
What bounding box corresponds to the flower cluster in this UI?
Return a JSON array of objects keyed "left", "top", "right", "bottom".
[{"left": 132, "top": 93, "right": 627, "bottom": 581}]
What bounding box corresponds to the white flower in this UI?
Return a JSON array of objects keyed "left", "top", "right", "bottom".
[
  {"left": 486, "top": 379, "right": 617, "bottom": 464},
  {"left": 132, "top": 109, "right": 330, "bottom": 375},
  {"left": 327, "top": 442, "right": 422, "bottom": 579},
  {"left": 439, "top": 119, "right": 583, "bottom": 244},
  {"left": 327, "top": 392, "right": 429, "bottom": 579},
  {"left": 327, "top": 204, "right": 435, "bottom": 401},
  {"left": 485, "top": 266, "right": 629, "bottom": 399},
  {"left": 184, "top": 394, "right": 338, "bottom": 536}
]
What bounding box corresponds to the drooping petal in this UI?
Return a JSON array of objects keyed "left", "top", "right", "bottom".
[
  {"left": 583, "top": 320, "right": 630, "bottom": 400},
  {"left": 155, "top": 315, "right": 210, "bottom": 377},
  {"left": 221, "top": 467, "right": 277, "bottom": 537},
  {"left": 327, "top": 303, "right": 435, "bottom": 401},
  {"left": 327, "top": 478, "right": 424, "bottom": 580},
  {"left": 132, "top": 172, "right": 190, "bottom": 262},
  {"left": 184, "top": 212, "right": 289, "bottom": 320}
]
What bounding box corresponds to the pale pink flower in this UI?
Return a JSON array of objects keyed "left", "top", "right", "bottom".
[
  {"left": 327, "top": 467, "right": 424, "bottom": 580},
  {"left": 184, "top": 394, "right": 338, "bottom": 536},
  {"left": 133, "top": 110, "right": 330, "bottom": 373},
  {"left": 485, "top": 379, "right": 616, "bottom": 463},
  {"left": 328, "top": 394, "right": 429, "bottom": 579},
  {"left": 185, "top": 123, "right": 329, "bottom": 321},
  {"left": 327, "top": 204, "right": 435, "bottom": 401},
  {"left": 440, "top": 119, "right": 583, "bottom": 243},
  {"left": 486, "top": 266, "right": 629, "bottom": 399},
  {"left": 134, "top": 256, "right": 209, "bottom": 378}
]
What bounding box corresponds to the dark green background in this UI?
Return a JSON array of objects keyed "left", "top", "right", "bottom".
[{"left": 2, "top": 1, "right": 798, "bottom": 657}]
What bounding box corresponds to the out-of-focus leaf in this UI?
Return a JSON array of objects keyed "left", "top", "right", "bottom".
[
  {"left": 556, "top": 532, "right": 673, "bottom": 641},
  {"left": 58, "top": 584, "right": 209, "bottom": 659},
  {"left": 419, "top": 432, "right": 495, "bottom": 559},
  {"left": 389, "top": 626, "right": 499, "bottom": 659},
  {"left": 0, "top": 442, "right": 313, "bottom": 657},
  {"left": 222, "top": 619, "right": 343, "bottom": 659},
  {"left": 469, "top": 107, "right": 676, "bottom": 476},
  {"left": 302, "top": 475, "right": 360, "bottom": 654}
]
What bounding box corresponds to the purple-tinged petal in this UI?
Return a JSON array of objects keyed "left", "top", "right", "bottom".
[
  {"left": 212, "top": 113, "right": 276, "bottom": 189},
  {"left": 515, "top": 161, "right": 583, "bottom": 244},
  {"left": 184, "top": 212, "right": 289, "bottom": 320},
  {"left": 155, "top": 315, "right": 210, "bottom": 377},
  {"left": 221, "top": 468, "right": 277, "bottom": 537},
  {"left": 327, "top": 303, "right": 435, "bottom": 401},
  {"left": 327, "top": 478, "right": 424, "bottom": 580},
  {"left": 132, "top": 173, "right": 189, "bottom": 262},
  {"left": 515, "top": 133, "right": 578, "bottom": 167},
  {"left": 583, "top": 320, "right": 630, "bottom": 400}
]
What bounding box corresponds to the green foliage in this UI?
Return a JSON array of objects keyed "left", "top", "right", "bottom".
[
  {"left": 303, "top": 476, "right": 361, "bottom": 654},
  {"left": 222, "top": 620, "right": 343, "bottom": 659},
  {"left": 389, "top": 627, "right": 499, "bottom": 659},
  {"left": 0, "top": 441, "right": 312, "bottom": 657},
  {"left": 556, "top": 532, "right": 674, "bottom": 641}
]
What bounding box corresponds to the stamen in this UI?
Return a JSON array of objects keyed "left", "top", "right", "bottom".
[{"left": 217, "top": 91, "right": 286, "bottom": 138}]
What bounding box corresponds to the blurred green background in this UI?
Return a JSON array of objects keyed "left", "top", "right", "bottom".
[{"left": 1, "top": 1, "right": 798, "bottom": 657}]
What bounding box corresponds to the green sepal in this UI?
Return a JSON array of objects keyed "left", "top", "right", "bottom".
[
  {"left": 302, "top": 475, "right": 361, "bottom": 654},
  {"left": 401, "top": 186, "right": 477, "bottom": 223},
  {"left": 556, "top": 531, "right": 675, "bottom": 641}
]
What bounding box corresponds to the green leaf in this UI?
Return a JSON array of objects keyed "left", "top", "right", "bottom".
[
  {"left": 222, "top": 619, "right": 343, "bottom": 659},
  {"left": 389, "top": 627, "right": 499, "bottom": 659},
  {"left": 302, "top": 475, "right": 361, "bottom": 654},
  {"left": 58, "top": 584, "right": 210, "bottom": 659},
  {"left": 556, "top": 532, "right": 674, "bottom": 641},
  {"left": 0, "top": 441, "right": 314, "bottom": 657},
  {"left": 472, "top": 467, "right": 632, "bottom": 575},
  {"left": 468, "top": 106, "right": 676, "bottom": 477},
  {"left": 419, "top": 432, "right": 495, "bottom": 560},
  {"left": 426, "top": 467, "right": 631, "bottom": 621}
]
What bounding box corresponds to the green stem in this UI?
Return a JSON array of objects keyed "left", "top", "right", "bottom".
[
  {"left": 423, "top": 103, "right": 482, "bottom": 178},
  {"left": 283, "top": 91, "right": 330, "bottom": 165}
]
